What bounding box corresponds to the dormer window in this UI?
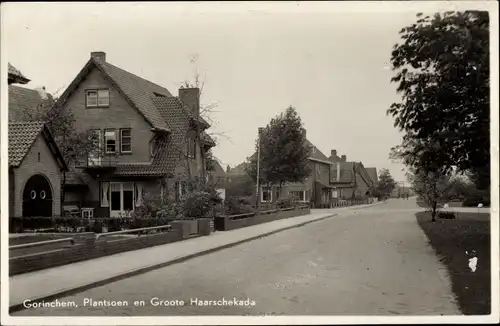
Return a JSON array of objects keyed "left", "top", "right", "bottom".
[{"left": 86, "top": 89, "right": 109, "bottom": 108}]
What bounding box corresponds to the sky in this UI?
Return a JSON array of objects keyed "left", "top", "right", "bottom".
[{"left": 3, "top": 2, "right": 493, "bottom": 184}]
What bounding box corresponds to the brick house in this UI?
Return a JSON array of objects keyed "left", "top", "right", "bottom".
[
  {"left": 365, "top": 167, "right": 378, "bottom": 186},
  {"left": 243, "top": 129, "right": 334, "bottom": 208},
  {"left": 207, "top": 159, "right": 227, "bottom": 201},
  {"left": 56, "top": 51, "right": 215, "bottom": 217},
  {"left": 8, "top": 121, "right": 68, "bottom": 218},
  {"left": 328, "top": 150, "right": 375, "bottom": 200}
]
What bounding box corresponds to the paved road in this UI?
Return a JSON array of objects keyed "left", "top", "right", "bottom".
[{"left": 14, "top": 198, "right": 460, "bottom": 316}]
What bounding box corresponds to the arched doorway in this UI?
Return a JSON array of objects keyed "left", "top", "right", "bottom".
[{"left": 23, "top": 174, "right": 53, "bottom": 217}]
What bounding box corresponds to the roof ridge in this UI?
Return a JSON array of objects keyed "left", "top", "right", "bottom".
[{"left": 95, "top": 59, "right": 173, "bottom": 96}]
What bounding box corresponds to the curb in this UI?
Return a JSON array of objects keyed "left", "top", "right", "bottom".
[{"left": 9, "top": 212, "right": 338, "bottom": 313}]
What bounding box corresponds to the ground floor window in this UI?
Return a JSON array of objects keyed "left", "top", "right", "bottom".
[
  {"left": 289, "top": 190, "right": 308, "bottom": 202},
  {"left": 175, "top": 181, "right": 188, "bottom": 201},
  {"left": 261, "top": 186, "right": 272, "bottom": 202},
  {"left": 101, "top": 182, "right": 135, "bottom": 217}
]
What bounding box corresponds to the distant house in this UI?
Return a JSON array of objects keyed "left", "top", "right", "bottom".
[
  {"left": 225, "top": 162, "right": 254, "bottom": 198},
  {"left": 8, "top": 121, "right": 68, "bottom": 218},
  {"left": 328, "top": 150, "right": 375, "bottom": 200},
  {"left": 239, "top": 129, "right": 334, "bottom": 208},
  {"left": 55, "top": 51, "right": 216, "bottom": 217},
  {"left": 365, "top": 167, "right": 378, "bottom": 186},
  {"left": 207, "top": 159, "right": 227, "bottom": 201}
]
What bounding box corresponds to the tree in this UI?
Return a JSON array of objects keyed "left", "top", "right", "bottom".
[
  {"left": 387, "top": 11, "right": 490, "bottom": 190},
  {"left": 376, "top": 169, "right": 397, "bottom": 198},
  {"left": 181, "top": 55, "right": 230, "bottom": 191},
  {"left": 410, "top": 168, "right": 453, "bottom": 221},
  {"left": 27, "top": 98, "right": 100, "bottom": 214},
  {"left": 247, "top": 106, "right": 312, "bottom": 193}
]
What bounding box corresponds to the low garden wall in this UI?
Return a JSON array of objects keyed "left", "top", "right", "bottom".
[
  {"left": 215, "top": 206, "right": 310, "bottom": 231},
  {"left": 9, "top": 219, "right": 212, "bottom": 276}
]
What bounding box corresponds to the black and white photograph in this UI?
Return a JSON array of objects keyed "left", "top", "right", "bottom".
[{"left": 1, "top": 1, "right": 498, "bottom": 325}]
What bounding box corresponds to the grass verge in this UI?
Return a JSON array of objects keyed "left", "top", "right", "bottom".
[{"left": 416, "top": 211, "right": 491, "bottom": 315}]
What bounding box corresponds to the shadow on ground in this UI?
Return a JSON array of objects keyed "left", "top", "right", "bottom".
[{"left": 416, "top": 211, "right": 491, "bottom": 315}]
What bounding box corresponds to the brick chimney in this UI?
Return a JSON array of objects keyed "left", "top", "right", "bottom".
[
  {"left": 91, "top": 51, "right": 106, "bottom": 62},
  {"left": 179, "top": 87, "right": 200, "bottom": 117},
  {"left": 341, "top": 155, "right": 347, "bottom": 162},
  {"left": 331, "top": 149, "right": 337, "bottom": 158}
]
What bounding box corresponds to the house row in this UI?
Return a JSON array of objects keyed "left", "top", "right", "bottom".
[
  {"left": 8, "top": 52, "right": 217, "bottom": 219},
  {"left": 225, "top": 130, "right": 379, "bottom": 208}
]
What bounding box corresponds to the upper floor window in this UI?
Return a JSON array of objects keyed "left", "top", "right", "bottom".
[
  {"left": 186, "top": 138, "right": 196, "bottom": 158},
  {"left": 86, "top": 89, "right": 109, "bottom": 108},
  {"left": 120, "top": 129, "right": 132, "bottom": 153},
  {"left": 105, "top": 129, "right": 116, "bottom": 154}
]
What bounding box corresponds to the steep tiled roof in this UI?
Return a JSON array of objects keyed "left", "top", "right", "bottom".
[
  {"left": 201, "top": 131, "right": 216, "bottom": 147},
  {"left": 8, "top": 121, "right": 46, "bottom": 167},
  {"left": 8, "top": 63, "right": 30, "bottom": 84},
  {"left": 95, "top": 60, "right": 171, "bottom": 131},
  {"left": 114, "top": 96, "right": 191, "bottom": 176},
  {"left": 95, "top": 60, "right": 210, "bottom": 132},
  {"left": 9, "top": 121, "right": 67, "bottom": 171},
  {"left": 366, "top": 167, "right": 378, "bottom": 184},
  {"left": 228, "top": 162, "right": 249, "bottom": 176},
  {"left": 211, "top": 159, "right": 226, "bottom": 177},
  {"left": 8, "top": 85, "right": 52, "bottom": 121},
  {"left": 305, "top": 139, "right": 331, "bottom": 164}
]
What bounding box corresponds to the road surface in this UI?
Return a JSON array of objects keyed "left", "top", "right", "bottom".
[{"left": 13, "top": 198, "right": 460, "bottom": 316}]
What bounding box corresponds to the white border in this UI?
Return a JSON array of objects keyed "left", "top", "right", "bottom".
[{"left": 1, "top": 1, "right": 499, "bottom": 325}]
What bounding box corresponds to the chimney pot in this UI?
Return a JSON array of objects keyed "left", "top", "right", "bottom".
[
  {"left": 341, "top": 155, "right": 347, "bottom": 162},
  {"left": 91, "top": 51, "right": 106, "bottom": 62},
  {"left": 179, "top": 87, "right": 200, "bottom": 117}
]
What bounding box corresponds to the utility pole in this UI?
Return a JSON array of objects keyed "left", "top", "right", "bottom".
[{"left": 255, "top": 128, "right": 264, "bottom": 214}]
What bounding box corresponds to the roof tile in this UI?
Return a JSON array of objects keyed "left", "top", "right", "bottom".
[{"left": 8, "top": 121, "right": 45, "bottom": 167}]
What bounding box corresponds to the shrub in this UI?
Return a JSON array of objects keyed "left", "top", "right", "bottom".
[
  {"left": 224, "top": 196, "right": 255, "bottom": 215},
  {"left": 438, "top": 211, "right": 457, "bottom": 219},
  {"left": 463, "top": 194, "right": 490, "bottom": 207},
  {"left": 182, "top": 190, "right": 222, "bottom": 218},
  {"left": 276, "top": 194, "right": 298, "bottom": 209}
]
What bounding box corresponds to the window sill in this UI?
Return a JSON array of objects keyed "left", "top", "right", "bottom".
[{"left": 120, "top": 152, "right": 133, "bottom": 155}]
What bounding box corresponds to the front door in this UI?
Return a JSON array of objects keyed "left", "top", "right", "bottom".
[
  {"left": 23, "top": 174, "right": 53, "bottom": 217},
  {"left": 109, "top": 182, "right": 135, "bottom": 217}
]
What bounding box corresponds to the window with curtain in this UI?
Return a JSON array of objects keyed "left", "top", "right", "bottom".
[{"left": 100, "top": 182, "right": 110, "bottom": 207}]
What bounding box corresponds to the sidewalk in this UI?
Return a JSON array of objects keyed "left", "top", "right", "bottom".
[{"left": 9, "top": 202, "right": 384, "bottom": 310}]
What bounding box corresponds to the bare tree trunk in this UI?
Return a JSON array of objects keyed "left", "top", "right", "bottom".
[{"left": 431, "top": 200, "right": 437, "bottom": 222}]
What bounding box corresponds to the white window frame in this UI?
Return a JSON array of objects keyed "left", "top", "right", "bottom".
[
  {"left": 109, "top": 182, "right": 135, "bottom": 217},
  {"left": 179, "top": 181, "right": 188, "bottom": 199},
  {"left": 105, "top": 129, "right": 117, "bottom": 154},
  {"left": 86, "top": 89, "right": 109, "bottom": 108},
  {"left": 261, "top": 186, "right": 272, "bottom": 203},
  {"left": 86, "top": 90, "right": 98, "bottom": 108},
  {"left": 120, "top": 129, "right": 132, "bottom": 153},
  {"left": 100, "top": 182, "right": 110, "bottom": 207},
  {"left": 289, "top": 190, "right": 307, "bottom": 202},
  {"left": 97, "top": 89, "right": 110, "bottom": 107},
  {"left": 186, "top": 138, "right": 196, "bottom": 158}
]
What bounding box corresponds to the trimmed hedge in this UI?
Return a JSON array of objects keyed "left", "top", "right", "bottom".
[{"left": 9, "top": 216, "right": 175, "bottom": 233}]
